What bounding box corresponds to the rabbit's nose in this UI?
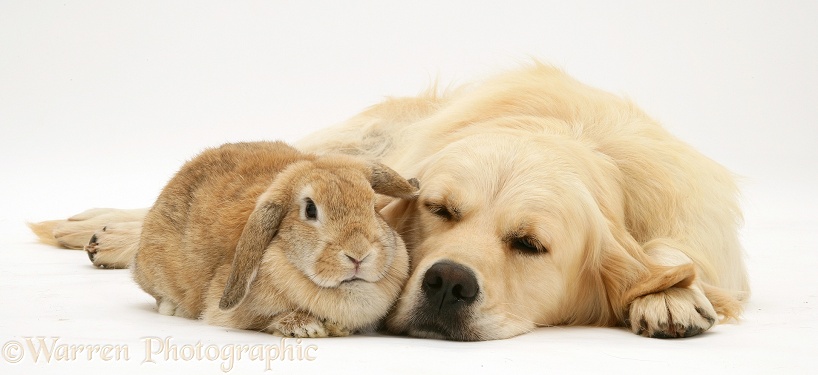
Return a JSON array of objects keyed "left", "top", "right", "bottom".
[
  {"left": 345, "top": 255, "right": 363, "bottom": 267},
  {"left": 421, "top": 261, "right": 479, "bottom": 309},
  {"left": 344, "top": 252, "right": 370, "bottom": 271}
]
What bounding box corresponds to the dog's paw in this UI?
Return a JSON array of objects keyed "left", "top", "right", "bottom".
[
  {"left": 626, "top": 286, "right": 717, "bottom": 338},
  {"left": 84, "top": 222, "right": 141, "bottom": 269},
  {"left": 267, "top": 311, "right": 350, "bottom": 338}
]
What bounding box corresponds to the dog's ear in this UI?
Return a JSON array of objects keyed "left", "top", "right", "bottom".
[
  {"left": 369, "top": 163, "right": 419, "bottom": 200},
  {"left": 219, "top": 200, "right": 285, "bottom": 310},
  {"left": 701, "top": 282, "right": 744, "bottom": 322}
]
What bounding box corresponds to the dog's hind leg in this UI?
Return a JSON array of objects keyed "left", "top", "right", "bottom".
[{"left": 85, "top": 220, "right": 142, "bottom": 269}]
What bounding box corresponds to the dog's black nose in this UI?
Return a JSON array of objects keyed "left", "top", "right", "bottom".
[{"left": 422, "top": 261, "right": 479, "bottom": 311}]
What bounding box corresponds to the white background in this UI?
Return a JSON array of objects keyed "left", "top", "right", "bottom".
[{"left": 1, "top": 1, "right": 816, "bottom": 374}]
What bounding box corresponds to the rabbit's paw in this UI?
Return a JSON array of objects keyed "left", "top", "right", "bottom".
[
  {"left": 324, "top": 320, "right": 353, "bottom": 337},
  {"left": 266, "top": 311, "right": 350, "bottom": 338}
]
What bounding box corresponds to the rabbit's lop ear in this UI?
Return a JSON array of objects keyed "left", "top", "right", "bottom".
[
  {"left": 219, "top": 201, "right": 285, "bottom": 310},
  {"left": 369, "top": 163, "right": 420, "bottom": 199}
]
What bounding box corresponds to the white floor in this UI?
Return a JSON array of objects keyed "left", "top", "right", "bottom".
[
  {"left": 2, "top": 207, "right": 817, "bottom": 374},
  {"left": 2, "top": 1, "right": 817, "bottom": 374}
]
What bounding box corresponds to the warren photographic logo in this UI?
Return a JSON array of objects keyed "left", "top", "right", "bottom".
[{"left": 2, "top": 336, "right": 318, "bottom": 372}]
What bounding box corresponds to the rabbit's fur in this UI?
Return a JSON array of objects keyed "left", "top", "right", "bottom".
[{"left": 132, "top": 141, "right": 418, "bottom": 337}]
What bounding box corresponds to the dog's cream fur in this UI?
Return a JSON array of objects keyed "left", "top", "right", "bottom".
[{"left": 30, "top": 64, "right": 748, "bottom": 340}]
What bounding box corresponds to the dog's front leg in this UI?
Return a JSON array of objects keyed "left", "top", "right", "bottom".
[{"left": 625, "top": 239, "right": 717, "bottom": 338}]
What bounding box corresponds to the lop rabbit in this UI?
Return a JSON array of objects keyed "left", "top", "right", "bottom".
[{"left": 133, "top": 141, "right": 418, "bottom": 337}]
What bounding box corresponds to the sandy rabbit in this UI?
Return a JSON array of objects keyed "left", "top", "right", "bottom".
[{"left": 132, "top": 141, "right": 418, "bottom": 337}]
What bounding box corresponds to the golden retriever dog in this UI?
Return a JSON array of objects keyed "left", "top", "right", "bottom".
[{"left": 30, "top": 63, "right": 749, "bottom": 340}]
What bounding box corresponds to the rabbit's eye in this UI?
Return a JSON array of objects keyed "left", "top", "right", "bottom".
[{"left": 304, "top": 198, "right": 318, "bottom": 220}]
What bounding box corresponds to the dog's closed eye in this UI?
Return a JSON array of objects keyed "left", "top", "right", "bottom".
[
  {"left": 424, "top": 202, "right": 458, "bottom": 221},
  {"left": 508, "top": 236, "right": 547, "bottom": 255}
]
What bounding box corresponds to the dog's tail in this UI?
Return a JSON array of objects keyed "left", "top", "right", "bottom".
[
  {"left": 27, "top": 220, "right": 67, "bottom": 248},
  {"left": 27, "top": 208, "right": 148, "bottom": 250},
  {"left": 28, "top": 218, "right": 95, "bottom": 249}
]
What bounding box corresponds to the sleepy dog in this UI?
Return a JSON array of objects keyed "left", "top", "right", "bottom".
[{"left": 30, "top": 63, "right": 749, "bottom": 340}]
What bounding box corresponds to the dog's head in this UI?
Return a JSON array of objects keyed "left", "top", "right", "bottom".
[{"left": 380, "top": 131, "right": 693, "bottom": 340}]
